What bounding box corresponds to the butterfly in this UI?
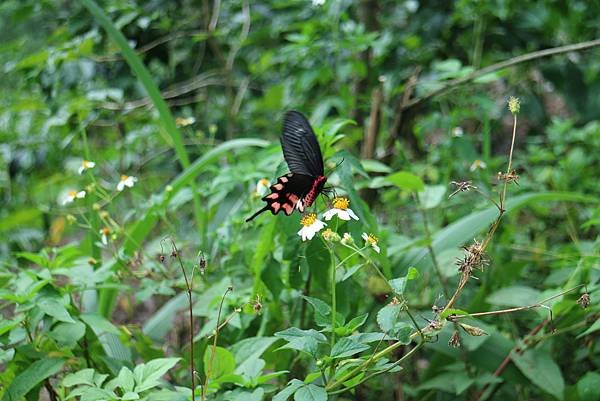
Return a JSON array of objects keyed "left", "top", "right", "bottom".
[{"left": 246, "top": 111, "right": 327, "bottom": 222}]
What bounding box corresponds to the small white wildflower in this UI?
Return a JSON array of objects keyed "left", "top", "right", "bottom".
[
  {"left": 175, "top": 116, "right": 196, "bottom": 127},
  {"left": 117, "top": 175, "right": 138, "bottom": 192},
  {"left": 78, "top": 160, "right": 96, "bottom": 175},
  {"left": 362, "top": 232, "right": 381, "bottom": 254},
  {"left": 62, "top": 190, "right": 86, "bottom": 205},
  {"left": 452, "top": 127, "right": 464, "bottom": 137},
  {"left": 323, "top": 197, "right": 359, "bottom": 221},
  {"left": 298, "top": 213, "right": 326, "bottom": 241},
  {"left": 341, "top": 232, "right": 354, "bottom": 245},
  {"left": 469, "top": 159, "right": 487, "bottom": 172},
  {"left": 312, "top": 0, "right": 326, "bottom": 6}
]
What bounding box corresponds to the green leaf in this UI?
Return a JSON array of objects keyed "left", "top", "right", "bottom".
[
  {"left": 294, "top": 383, "right": 327, "bottom": 401},
  {"left": 142, "top": 293, "right": 188, "bottom": 341},
  {"left": 38, "top": 297, "right": 75, "bottom": 323},
  {"left": 203, "top": 347, "right": 236, "bottom": 380},
  {"left": 404, "top": 192, "right": 598, "bottom": 271},
  {"left": 275, "top": 327, "right": 328, "bottom": 343},
  {"left": 486, "top": 285, "right": 542, "bottom": 307},
  {"left": 3, "top": 358, "right": 65, "bottom": 401},
  {"left": 62, "top": 368, "right": 95, "bottom": 387},
  {"left": 577, "top": 317, "right": 600, "bottom": 338},
  {"left": 230, "top": 337, "right": 278, "bottom": 376},
  {"left": 134, "top": 357, "right": 180, "bottom": 392},
  {"left": 384, "top": 171, "right": 424, "bottom": 192},
  {"left": 305, "top": 237, "right": 331, "bottom": 292},
  {"left": 577, "top": 372, "right": 600, "bottom": 401},
  {"left": 330, "top": 338, "right": 370, "bottom": 359},
  {"left": 419, "top": 185, "right": 447, "bottom": 209},
  {"left": 116, "top": 367, "right": 135, "bottom": 392},
  {"left": 50, "top": 321, "right": 86, "bottom": 346},
  {"left": 344, "top": 313, "right": 369, "bottom": 332},
  {"left": 388, "top": 267, "right": 419, "bottom": 295},
  {"left": 376, "top": 305, "right": 412, "bottom": 342},
  {"left": 273, "top": 379, "right": 305, "bottom": 401},
  {"left": 511, "top": 348, "right": 564, "bottom": 400}
]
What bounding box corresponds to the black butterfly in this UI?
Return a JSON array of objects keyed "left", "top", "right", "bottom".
[{"left": 246, "top": 111, "right": 327, "bottom": 222}]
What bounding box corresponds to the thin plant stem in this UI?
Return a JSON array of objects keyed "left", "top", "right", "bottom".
[
  {"left": 203, "top": 286, "right": 232, "bottom": 401},
  {"left": 500, "top": 113, "right": 517, "bottom": 210},
  {"left": 414, "top": 193, "right": 450, "bottom": 298},
  {"left": 169, "top": 240, "right": 196, "bottom": 401}
]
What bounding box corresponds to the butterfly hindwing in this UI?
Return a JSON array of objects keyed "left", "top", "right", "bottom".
[
  {"left": 245, "top": 174, "right": 314, "bottom": 221},
  {"left": 281, "top": 111, "right": 324, "bottom": 177}
]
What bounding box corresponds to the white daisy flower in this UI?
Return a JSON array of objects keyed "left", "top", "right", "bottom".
[
  {"left": 99, "top": 227, "right": 110, "bottom": 245},
  {"left": 78, "top": 160, "right": 96, "bottom": 175},
  {"left": 298, "top": 213, "right": 326, "bottom": 241},
  {"left": 469, "top": 159, "right": 487, "bottom": 171},
  {"left": 62, "top": 190, "right": 86, "bottom": 205},
  {"left": 255, "top": 178, "right": 270, "bottom": 197},
  {"left": 117, "top": 175, "right": 138, "bottom": 191},
  {"left": 362, "top": 232, "right": 381, "bottom": 254},
  {"left": 312, "top": 0, "right": 326, "bottom": 5},
  {"left": 323, "top": 197, "right": 359, "bottom": 221}
]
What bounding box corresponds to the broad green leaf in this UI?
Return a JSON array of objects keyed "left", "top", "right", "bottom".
[
  {"left": 385, "top": 171, "right": 425, "bottom": 192},
  {"left": 80, "top": 313, "right": 121, "bottom": 335},
  {"left": 230, "top": 336, "right": 278, "bottom": 376},
  {"left": 50, "top": 321, "right": 86, "bottom": 346},
  {"left": 330, "top": 338, "right": 370, "bottom": 359},
  {"left": 275, "top": 327, "right": 327, "bottom": 343},
  {"left": 511, "top": 348, "right": 564, "bottom": 400},
  {"left": 577, "top": 317, "right": 600, "bottom": 338},
  {"left": 305, "top": 236, "right": 331, "bottom": 292},
  {"left": 142, "top": 293, "right": 188, "bottom": 341},
  {"left": 376, "top": 305, "right": 412, "bottom": 342},
  {"left": 419, "top": 185, "right": 447, "bottom": 209},
  {"left": 38, "top": 297, "right": 75, "bottom": 323},
  {"left": 3, "top": 358, "right": 64, "bottom": 401},
  {"left": 203, "top": 347, "right": 235, "bottom": 380},
  {"left": 486, "top": 285, "right": 542, "bottom": 307},
  {"left": 116, "top": 367, "right": 135, "bottom": 392},
  {"left": 273, "top": 379, "right": 304, "bottom": 401},
  {"left": 388, "top": 267, "right": 419, "bottom": 295},
  {"left": 62, "top": 368, "right": 95, "bottom": 387},
  {"left": 294, "top": 383, "right": 327, "bottom": 401},
  {"left": 577, "top": 372, "right": 600, "bottom": 401},
  {"left": 403, "top": 192, "right": 597, "bottom": 271},
  {"left": 134, "top": 358, "right": 180, "bottom": 392}
]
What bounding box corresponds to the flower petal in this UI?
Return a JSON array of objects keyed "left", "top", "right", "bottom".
[
  {"left": 347, "top": 208, "right": 359, "bottom": 220},
  {"left": 323, "top": 209, "right": 336, "bottom": 221}
]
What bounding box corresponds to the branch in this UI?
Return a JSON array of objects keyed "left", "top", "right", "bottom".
[{"left": 402, "top": 39, "right": 600, "bottom": 111}]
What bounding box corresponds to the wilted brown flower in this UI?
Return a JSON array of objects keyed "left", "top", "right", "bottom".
[
  {"left": 459, "top": 323, "right": 487, "bottom": 336},
  {"left": 448, "top": 330, "right": 461, "bottom": 348},
  {"left": 577, "top": 293, "right": 590, "bottom": 309}
]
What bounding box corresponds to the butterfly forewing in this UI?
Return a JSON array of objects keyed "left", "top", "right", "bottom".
[{"left": 281, "top": 111, "right": 324, "bottom": 177}]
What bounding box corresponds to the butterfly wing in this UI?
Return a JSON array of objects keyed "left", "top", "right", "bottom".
[
  {"left": 245, "top": 174, "right": 314, "bottom": 221},
  {"left": 281, "top": 111, "right": 324, "bottom": 178}
]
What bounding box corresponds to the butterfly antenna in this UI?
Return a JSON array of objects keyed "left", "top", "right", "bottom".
[{"left": 325, "top": 157, "right": 345, "bottom": 175}]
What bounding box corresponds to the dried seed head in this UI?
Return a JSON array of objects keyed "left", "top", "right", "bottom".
[
  {"left": 577, "top": 293, "right": 590, "bottom": 309},
  {"left": 170, "top": 250, "right": 178, "bottom": 258},
  {"left": 448, "top": 330, "right": 461, "bottom": 348},
  {"left": 449, "top": 181, "right": 477, "bottom": 199},
  {"left": 456, "top": 239, "right": 488, "bottom": 275},
  {"left": 158, "top": 254, "right": 165, "bottom": 263},
  {"left": 459, "top": 323, "right": 488, "bottom": 336},
  {"left": 497, "top": 170, "right": 519, "bottom": 185},
  {"left": 390, "top": 297, "right": 400, "bottom": 306}
]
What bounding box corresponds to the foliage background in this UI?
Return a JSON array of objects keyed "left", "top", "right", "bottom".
[{"left": 1, "top": 0, "right": 599, "bottom": 400}]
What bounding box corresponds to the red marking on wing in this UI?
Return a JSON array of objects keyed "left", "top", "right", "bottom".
[
  {"left": 273, "top": 183, "right": 283, "bottom": 190},
  {"left": 266, "top": 193, "right": 279, "bottom": 199},
  {"left": 282, "top": 202, "right": 294, "bottom": 215},
  {"left": 272, "top": 202, "right": 281, "bottom": 213}
]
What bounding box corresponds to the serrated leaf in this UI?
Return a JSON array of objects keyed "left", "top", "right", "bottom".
[
  {"left": 62, "top": 368, "right": 95, "bottom": 387},
  {"left": 273, "top": 379, "right": 305, "bottom": 401},
  {"left": 330, "top": 338, "right": 370, "bottom": 359},
  {"left": 38, "top": 297, "right": 75, "bottom": 323},
  {"left": 275, "top": 327, "right": 327, "bottom": 343},
  {"left": 294, "top": 383, "right": 327, "bottom": 401}
]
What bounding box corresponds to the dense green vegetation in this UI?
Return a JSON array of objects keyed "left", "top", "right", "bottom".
[{"left": 1, "top": 1, "right": 599, "bottom": 400}]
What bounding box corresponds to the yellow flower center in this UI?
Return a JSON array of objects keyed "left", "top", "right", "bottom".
[
  {"left": 259, "top": 178, "right": 269, "bottom": 186},
  {"left": 301, "top": 213, "right": 317, "bottom": 227},
  {"left": 83, "top": 160, "right": 91, "bottom": 168},
  {"left": 120, "top": 175, "right": 129, "bottom": 182},
  {"left": 366, "top": 233, "right": 378, "bottom": 245},
  {"left": 68, "top": 191, "right": 77, "bottom": 198},
  {"left": 332, "top": 197, "right": 349, "bottom": 210},
  {"left": 322, "top": 229, "right": 334, "bottom": 239},
  {"left": 100, "top": 227, "right": 110, "bottom": 235}
]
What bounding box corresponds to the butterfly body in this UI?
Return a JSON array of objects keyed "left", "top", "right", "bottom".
[{"left": 246, "top": 111, "right": 326, "bottom": 222}]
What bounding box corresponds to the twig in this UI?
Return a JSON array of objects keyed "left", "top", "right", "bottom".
[
  {"left": 447, "top": 285, "right": 583, "bottom": 321},
  {"left": 402, "top": 39, "right": 600, "bottom": 111},
  {"left": 361, "top": 81, "right": 384, "bottom": 159}
]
